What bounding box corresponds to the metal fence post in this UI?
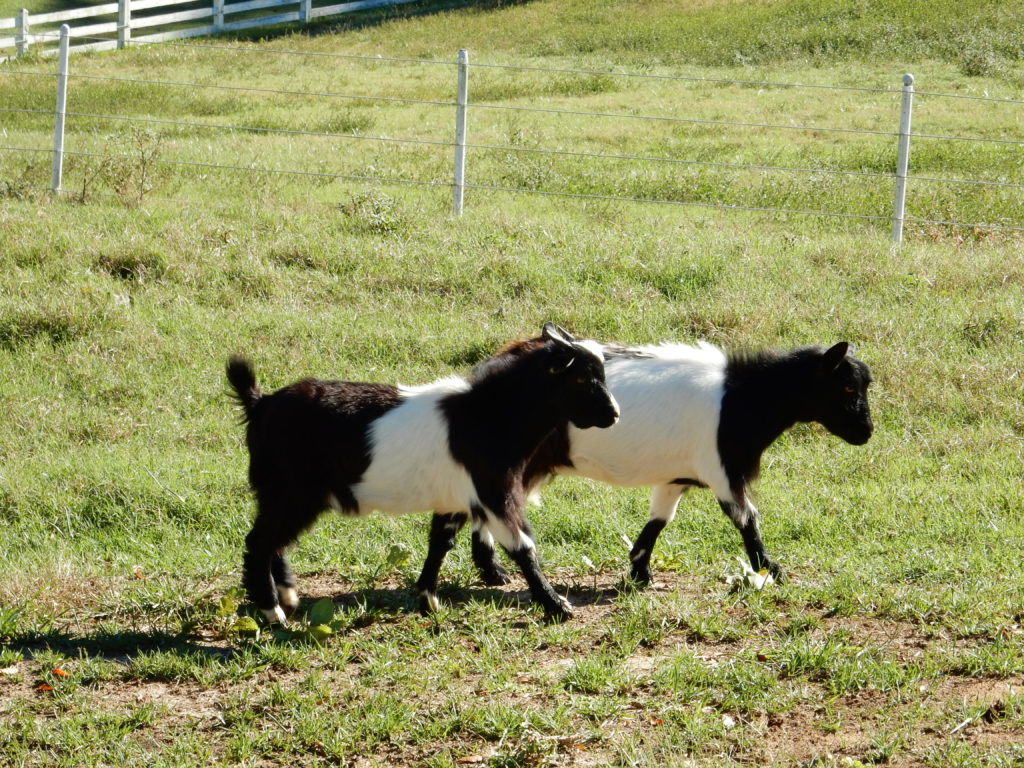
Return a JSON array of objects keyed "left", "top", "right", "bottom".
[
  {"left": 15, "top": 8, "right": 28, "bottom": 57},
  {"left": 118, "top": 0, "right": 131, "bottom": 48},
  {"left": 891, "top": 73, "right": 914, "bottom": 244},
  {"left": 51, "top": 24, "right": 70, "bottom": 193},
  {"left": 452, "top": 48, "right": 469, "bottom": 216},
  {"left": 213, "top": 0, "right": 224, "bottom": 30}
]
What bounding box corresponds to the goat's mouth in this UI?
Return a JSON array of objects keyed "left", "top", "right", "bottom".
[
  {"left": 842, "top": 422, "right": 873, "bottom": 445},
  {"left": 571, "top": 408, "right": 620, "bottom": 430}
]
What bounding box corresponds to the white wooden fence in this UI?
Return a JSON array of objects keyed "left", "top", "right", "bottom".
[{"left": 1, "top": 0, "right": 416, "bottom": 59}]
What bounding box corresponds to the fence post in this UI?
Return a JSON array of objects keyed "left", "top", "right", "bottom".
[
  {"left": 452, "top": 48, "right": 469, "bottom": 216},
  {"left": 15, "top": 8, "right": 28, "bottom": 57},
  {"left": 118, "top": 0, "right": 131, "bottom": 48},
  {"left": 891, "top": 73, "right": 914, "bottom": 244},
  {"left": 51, "top": 24, "right": 70, "bottom": 194},
  {"left": 300, "top": 0, "right": 312, "bottom": 23},
  {"left": 213, "top": 0, "right": 224, "bottom": 30}
]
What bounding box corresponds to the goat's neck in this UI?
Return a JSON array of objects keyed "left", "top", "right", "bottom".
[
  {"left": 720, "top": 356, "right": 816, "bottom": 477},
  {"left": 455, "top": 380, "right": 563, "bottom": 467}
]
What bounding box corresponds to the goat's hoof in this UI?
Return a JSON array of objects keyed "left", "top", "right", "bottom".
[
  {"left": 543, "top": 596, "right": 574, "bottom": 623},
  {"left": 481, "top": 567, "right": 512, "bottom": 586},
  {"left": 417, "top": 590, "right": 441, "bottom": 615},
  {"left": 277, "top": 586, "right": 299, "bottom": 616},
  {"left": 261, "top": 605, "right": 288, "bottom": 626},
  {"left": 766, "top": 561, "right": 787, "bottom": 583},
  {"left": 628, "top": 567, "right": 654, "bottom": 588}
]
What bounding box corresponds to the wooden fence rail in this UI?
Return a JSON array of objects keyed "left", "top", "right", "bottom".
[{"left": 1, "top": 0, "right": 416, "bottom": 59}]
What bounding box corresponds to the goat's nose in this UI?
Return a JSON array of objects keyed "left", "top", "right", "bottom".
[{"left": 608, "top": 394, "right": 621, "bottom": 421}]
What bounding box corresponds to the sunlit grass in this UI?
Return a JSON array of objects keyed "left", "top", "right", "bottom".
[{"left": 1, "top": 0, "right": 1023, "bottom": 766}]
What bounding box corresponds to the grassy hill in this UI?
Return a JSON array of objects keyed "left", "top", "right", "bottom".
[{"left": 1, "top": 1, "right": 1023, "bottom": 766}]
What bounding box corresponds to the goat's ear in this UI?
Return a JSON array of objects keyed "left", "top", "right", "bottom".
[
  {"left": 822, "top": 342, "right": 850, "bottom": 371},
  {"left": 541, "top": 322, "right": 573, "bottom": 348},
  {"left": 554, "top": 324, "right": 577, "bottom": 342}
]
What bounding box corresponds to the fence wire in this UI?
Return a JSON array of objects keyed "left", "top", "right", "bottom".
[
  {"left": 4, "top": 143, "right": 1022, "bottom": 233},
  {"left": 3, "top": 34, "right": 1022, "bottom": 237}
]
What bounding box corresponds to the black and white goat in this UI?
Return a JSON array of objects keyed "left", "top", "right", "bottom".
[
  {"left": 468, "top": 334, "right": 873, "bottom": 586},
  {"left": 226, "top": 324, "right": 620, "bottom": 624}
]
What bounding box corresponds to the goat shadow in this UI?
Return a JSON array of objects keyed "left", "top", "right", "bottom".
[
  {"left": 5, "top": 626, "right": 236, "bottom": 665},
  {"left": 303, "top": 575, "right": 625, "bottom": 624},
  {"left": 5, "top": 577, "right": 625, "bottom": 665}
]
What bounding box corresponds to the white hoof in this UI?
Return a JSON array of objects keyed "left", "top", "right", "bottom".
[
  {"left": 421, "top": 591, "right": 440, "bottom": 613},
  {"left": 261, "top": 606, "right": 288, "bottom": 625},
  {"left": 277, "top": 586, "right": 299, "bottom": 613}
]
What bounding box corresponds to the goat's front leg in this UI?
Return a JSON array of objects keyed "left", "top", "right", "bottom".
[
  {"left": 629, "top": 483, "right": 686, "bottom": 585},
  {"left": 476, "top": 505, "right": 571, "bottom": 621},
  {"left": 414, "top": 512, "right": 467, "bottom": 613},
  {"left": 718, "top": 497, "right": 784, "bottom": 581},
  {"left": 270, "top": 549, "right": 299, "bottom": 617},
  {"left": 470, "top": 520, "right": 512, "bottom": 586}
]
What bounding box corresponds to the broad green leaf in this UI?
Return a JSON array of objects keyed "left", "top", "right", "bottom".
[
  {"left": 308, "top": 598, "right": 335, "bottom": 625},
  {"left": 231, "top": 616, "right": 260, "bottom": 635},
  {"left": 217, "top": 595, "right": 239, "bottom": 617},
  {"left": 308, "top": 624, "right": 333, "bottom": 644}
]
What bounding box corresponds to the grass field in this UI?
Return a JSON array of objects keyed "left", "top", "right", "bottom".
[{"left": 1, "top": 0, "right": 1023, "bottom": 766}]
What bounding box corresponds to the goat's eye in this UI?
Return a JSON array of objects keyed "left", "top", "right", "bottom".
[
  {"left": 576, "top": 377, "right": 588, "bottom": 385},
  {"left": 843, "top": 386, "right": 856, "bottom": 394}
]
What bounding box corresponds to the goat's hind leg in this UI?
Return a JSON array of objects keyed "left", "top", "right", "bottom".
[
  {"left": 244, "top": 492, "right": 320, "bottom": 625},
  {"left": 415, "top": 513, "right": 468, "bottom": 614},
  {"left": 270, "top": 550, "right": 298, "bottom": 617},
  {"left": 718, "top": 497, "right": 784, "bottom": 581},
  {"left": 244, "top": 514, "right": 288, "bottom": 625}
]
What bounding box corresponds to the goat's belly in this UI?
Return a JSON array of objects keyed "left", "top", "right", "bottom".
[
  {"left": 351, "top": 463, "right": 478, "bottom": 516},
  {"left": 566, "top": 402, "right": 719, "bottom": 487},
  {"left": 567, "top": 451, "right": 698, "bottom": 487}
]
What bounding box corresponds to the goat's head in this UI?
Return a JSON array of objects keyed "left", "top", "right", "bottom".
[
  {"left": 810, "top": 342, "right": 874, "bottom": 445},
  {"left": 540, "top": 323, "right": 620, "bottom": 430}
]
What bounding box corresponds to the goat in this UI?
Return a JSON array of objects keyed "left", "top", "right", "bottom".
[
  {"left": 226, "top": 324, "right": 620, "bottom": 624},
  {"left": 466, "top": 333, "right": 873, "bottom": 587}
]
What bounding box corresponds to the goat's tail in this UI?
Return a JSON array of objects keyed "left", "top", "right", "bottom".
[{"left": 226, "top": 356, "right": 262, "bottom": 419}]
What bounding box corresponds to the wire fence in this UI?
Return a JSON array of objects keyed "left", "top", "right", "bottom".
[{"left": 2, "top": 28, "right": 1023, "bottom": 240}]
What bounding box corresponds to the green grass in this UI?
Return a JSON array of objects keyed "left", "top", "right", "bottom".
[{"left": 2, "top": 0, "right": 1024, "bottom": 765}]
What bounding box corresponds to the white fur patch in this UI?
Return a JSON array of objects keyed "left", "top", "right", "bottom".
[
  {"left": 649, "top": 484, "right": 686, "bottom": 523},
  {"left": 420, "top": 590, "right": 440, "bottom": 612},
  {"left": 352, "top": 376, "right": 480, "bottom": 516},
  {"left": 262, "top": 606, "right": 287, "bottom": 625},
  {"left": 564, "top": 341, "right": 732, "bottom": 498},
  {"left": 482, "top": 508, "right": 535, "bottom": 552}
]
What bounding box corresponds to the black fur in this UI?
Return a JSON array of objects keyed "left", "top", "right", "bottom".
[{"left": 718, "top": 344, "right": 873, "bottom": 498}]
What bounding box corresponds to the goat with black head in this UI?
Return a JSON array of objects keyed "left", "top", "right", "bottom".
[
  {"left": 469, "top": 334, "right": 873, "bottom": 587},
  {"left": 227, "top": 323, "right": 619, "bottom": 623}
]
